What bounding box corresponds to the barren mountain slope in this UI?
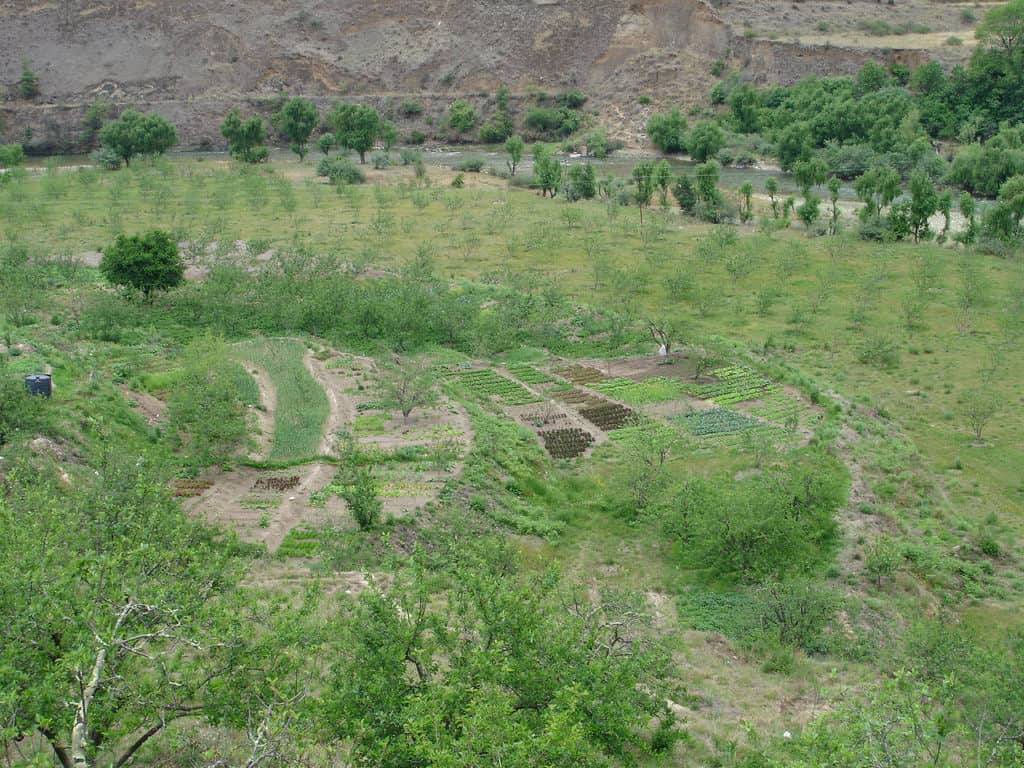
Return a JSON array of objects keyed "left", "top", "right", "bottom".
[{"left": 0, "top": 0, "right": 931, "bottom": 150}]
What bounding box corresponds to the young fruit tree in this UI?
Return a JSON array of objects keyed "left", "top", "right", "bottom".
[
  {"left": 380, "top": 356, "right": 438, "bottom": 421},
  {"left": 271, "top": 96, "right": 318, "bottom": 161}
]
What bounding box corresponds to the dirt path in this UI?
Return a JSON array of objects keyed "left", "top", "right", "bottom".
[{"left": 241, "top": 362, "right": 276, "bottom": 461}]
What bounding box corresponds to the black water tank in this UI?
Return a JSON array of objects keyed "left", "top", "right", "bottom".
[{"left": 24, "top": 374, "right": 52, "bottom": 397}]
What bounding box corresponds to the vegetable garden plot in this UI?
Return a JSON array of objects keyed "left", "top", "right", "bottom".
[
  {"left": 173, "top": 479, "right": 213, "bottom": 497},
  {"left": 685, "top": 365, "right": 780, "bottom": 405},
  {"left": 254, "top": 475, "right": 301, "bottom": 491},
  {"left": 578, "top": 401, "right": 635, "bottom": 431},
  {"left": 746, "top": 391, "right": 817, "bottom": 426},
  {"left": 556, "top": 388, "right": 605, "bottom": 407},
  {"left": 592, "top": 376, "right": 687, "bottom": 405},
  {"left": 445, "top": 368, "right": 541, "bottom": 406},
  {"left": 505, "top": 363, "right": 554, "bottom": 384},
  {"left": 519, "top": 410, "right": 569, "bottom": 428},
  {"left": 539, "top": 427, "right": 595, "bottom": 459},
  {"left": 681, "top": 407, "right": 762, "bottom": 436},
  {"left": 553, "top": 364, "right": 607, "bottom": 386}
]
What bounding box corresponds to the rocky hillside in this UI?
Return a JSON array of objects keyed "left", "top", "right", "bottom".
[{"left": 0, "top": 0, "right": 930, "bottom": 151}]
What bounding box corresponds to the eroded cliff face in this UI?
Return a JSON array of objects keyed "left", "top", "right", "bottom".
[{"left": 0, "top": 0, "right": 924, "bottom": 151}]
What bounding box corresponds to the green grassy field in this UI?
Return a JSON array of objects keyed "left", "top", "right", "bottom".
[{"left": 232, "top": 338, "right": 328, "bottom": 461}]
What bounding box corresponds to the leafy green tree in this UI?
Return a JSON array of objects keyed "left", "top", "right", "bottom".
[
  {"left": 317, "top": 131, "right": 336, "bottom": 155},
  {"left": 797, "top": 193, "right": 822, "bottom": 230},
  {"left": 505, "top": 134, "right": 525, "bottom": 175},
  {"left": 793, "top": 156, "right": 829, "bottom": 196},
  {"left": 976, "top": 0, "right": 1024, "bottom": 58},
  {"left": 854, "top": 165, "right": 901, "bottom": 220},
  {"left": 728, "top": 83, "right": 761, "bottom": 133},
  {"left": 18, "top": 59, "right": 39, "bottom": 99},
  {"left": 271, "top": 96, "right": 318, "bottom": 161},
  {"left": 632, "top": 160, "right": 656, "bottom": 224},
  {"left": 695, "top": 159, "right": 722, "bottom": 205},
  {"left": 321, "top": 540, "right": 668, "bottom": 767},
  {"left": 565, "top": 162, "right": 597, "bottom": 201},
  {"left": 98, "top": 110, "right": 177, "bottom": 167},
  {"left": 480, "top": 84, "right": 515, "bottom": 143},
  {"left": 765, "top": 177, "right": 780, "bottom": 217},
  {"left": 1000, "top": 173, "right": 1024, "bottom": 225},
  {"left": 0, "top": 143, "right": 25, "bottom": 168},
  {"left": 738, "top": 181, "right": 754, "bottom": 222},
  {"left": 328, "top": 102, "right": 382, "bottom": 163},
  {"left": 956, "top": 191, "right": 979, "bottom": 244},
  {"left": 379, "top": 119, "right": 398, "bottom": 151},
  {"left": 645, "top": 108, "right": 687, "bottom": 153},
  {"left": 776, "top": 121, "right": 813, "bottom": 171},
  {"left": 81, "top": 98, "right": 112, "bottom": 147},
  {"left": 654, "top": 159, "right": 673, "bottom": 206},
  {"left": 100, "top": 229, "right": 184, "bottom": 299},
  {"left": 0, "top": 459, "right": 253, "bottom": 768},
  {"left": 688, "top": 120, "right": 725, "bottom": 162},
  {"left": 827, "top": 176, "right": 842, "bottom": 234},
  {"left": 448, "top": 99, "right": 479, "bottom": 133},
  {"left": 672, "top": 173, "right": 697, "bottom": 213},
  {"left": 534, "top": 144, "right": 562, "bottom": 198},
  {"left": 908, "top": 170, "right": 939, "bottom": 242},
  {"left": 855, "top": 60, "right": 890, "bottom": 94},
  {"left": 220, "top": 108, "right": 268, "bottom": 163}
]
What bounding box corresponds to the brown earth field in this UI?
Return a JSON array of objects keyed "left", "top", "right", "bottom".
[{"left": 0, "top": 0, "right": 967, "bottom": 152}]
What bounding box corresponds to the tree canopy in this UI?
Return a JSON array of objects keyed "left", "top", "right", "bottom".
[
  {"left": 98, "top": 110, "right": 177, "bottom": 166},
  {"left": 271, "top": 96, "right": 319, "bottom": 161},
  {"left": 220, "top": 108, "right": 268, "bottom": 163},
  {"left": 99, "top": 229, "right": 184, "bottom": 298},
  {"left": 328, "top": 102, "right": 382, "bottom": 163}
]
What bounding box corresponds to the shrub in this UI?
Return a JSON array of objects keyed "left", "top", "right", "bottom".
[
  {"left": 555, "top": 90, "right": 587, "bottom": 109},
  {"left": 447, "top": 99, "right": 478, "bottom": 133},
  {"left": 398, "top": 98, "right": 423, "bottom": 117},
  {"left": 90, "top": 147, "right": 122, "bottom": 170},
  {"left": 370, "top": 151, "right": 390, "bottom": 169},
  {"left": 0, "top": 144, "right": 25, "bottom": 168},
  {"left": 399, "top": 147, "right": 422, "bottom": 165},
  {"left": 454, "top": 157, "right": 485, "bottom": 172},
  {"left": 317, "top": 156, "right": 366, "bottom": 184},
  {"left": 342, "top": 468, "right": 382, "bottom": 530},
  {"left": 406, "top": 131, "right": 426, "bottom": 145},
  {"left": 646, "top": 109, "right": 687, "bottom": 154}
]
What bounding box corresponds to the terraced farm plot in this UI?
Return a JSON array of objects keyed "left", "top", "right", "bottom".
[
  {"left": 446, "top": 368, "right": 541, "bottom": 406},
  {"left": 505, "top": 363, "right": 555, "bottom": 384},
  {"left": 578, "top": 401, "right": 635, "bottom": 431},
  {"left": 539, "top": 427, "right": 595, "bottom": 459},
  {"left": 553, "top": 363, "right": 607, "bottom": 386},
  {"left": 681, "top": 407, "right": 763, "bottom": 437},
  {"left": 686, "top": 366, "right": 779, "bottom": 406},
  {"left": 746, "top": 391, "right": 818, "bottom": 428},
  {"left": 592, "top": 376, "right": 687, "bottom": 405}
]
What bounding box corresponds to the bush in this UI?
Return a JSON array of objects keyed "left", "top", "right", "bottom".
[
  {"left": 370, "top": 151, "right": 390, "bottom": 170},
  {"left": 454, "top": 157, "right": 485, "bottom": 172},
  {"left": 398, "top": 98, "right": 423, "bottom": 117},
  {"left": 399, "top": 148, "right": 422, "bottom": 166},
  {"left": 342, "top": 468, "right": 382, "bottom": 530},
  {"left": 89, "top": 147, "right": 122, "bottom": 170},
  {"left": 406, "top": 131, "right": 427, "bottom": 145},
  {"left": 555, "top": 90, "right": 587, "bottom": 109},
  {"left": 525, "top": 107, "right": 579, "bottom": 138},
  {"left": 646, "top": 109, "right": 687, "bottom": 154},
  {"left": 447, "top": 99, "right": 478, "bottom": 133},
  {"left": 317, "top": 156, "right": 366, "bottom": 184},
  {"left": 0, "top": 144, "right": 25, "bottom": 168}
]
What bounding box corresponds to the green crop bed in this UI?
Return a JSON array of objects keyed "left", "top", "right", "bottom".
[
  {"left": 446, "top": 368, "right": 541, "bottom": 406},
  {"left": 681, "top": 407, "right": 762, "bottom": 436},
  {"left": 593, "top": 376, "right": 687, "bottom": 405},
  {"left": 505, "top": 363, "right": 554, "bottom": 384},
  {"left": 686, "top": 365, "right": 779, "bottom": 406}
]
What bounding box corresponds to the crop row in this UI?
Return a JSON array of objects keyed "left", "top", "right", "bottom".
[
  {"left": 746, "top": 392, "right": 814, "bottom": 425},
  {"left": 505, "top": 363, "right": 554, "bottom": 384},
  {"left": 254, "top": 475, "right": 300, "bottom": 491},
  {"left": 681, "top": 407, "right": 762, "bottom": 436},
  {"left": 519, "top": 410, "right": 568, "bottom": 428},
  {"left": 699, "top": 424, "right": 788, "bottom": 448},
  {"left": 173, "top": 478, "right": 212, "bottom": 497},
  {"left": 579, "top": 401, "right": 635, "bottom": 431},
  {"left": 447, "top": 368, "right": 541, "bottom": 405},
  {"left": 686, "top": 366, "right": 779, "bottom": 405},
  {"left": 356, "top": 399, "right": 390, "bottom": 412},
  {"left": 539, "top": 427, "right": 595, "bottom": 459},
  {"left": 554, "top": 364, "right": 607, "bottom": 386}
]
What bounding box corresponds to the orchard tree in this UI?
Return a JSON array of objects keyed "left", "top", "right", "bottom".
[
  {"left": 672, "top": 173, "right": 697, "bottom": 213},
  {"left": 221, "top": 108, "right": 268, "bottom": 163},
  {"left": 317, "top": 131, "right": 336, "bottom": 156},
  {"left": 765, "top": 177, "right": 780, "bottom": 217},
  {"left": 271, "top": 96, "right": 318, "bottom": 161},
  {"left": 98, "top": 110, "right": 177, "bottom": 166},
  {"left": 793, "top": 156, "right": 829, "bottom": 196},
  {"left": 328, "top": 102, "right": 382, "bottom": 163},
  {"left": 738, "top": 181, "right": 754, "bottom": 223},
  {"left": 963, "top": 388, "right": 999, "bottom": 442},
  {"left": 854, "top": 165, "right": 901, "bottom": 220},
  {"left": 380, "top": 356, "right": 438, "bottom": 421},
  {"left": 827, "top": 176, "right": 842, "bottom": 234},
  {"left": 976, "top": 0, "right": 1024, "bottom": 58},
  {"left": 0, "top": 143, "right": 25, "bottom": 168},
  {"left": 632, "top": 160, "right": 656, "bottom": 224},
  {"left": 505, "top": 134, "right": 525, "bottom": 175},
  {"left": 533, "top": 144, "right": 562, "bottom": 198},
  {"left": 908, "top": 170, "right": 939, "bottom": 242},
  {"left": 447, "top": 99, "right": 478, "bottom": 133},
  {"left": 654, "top": 159, "right": 673, "bottom": 206},
  {"left": 100, "top": 229, "right": 184, "bottom": 299}
]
